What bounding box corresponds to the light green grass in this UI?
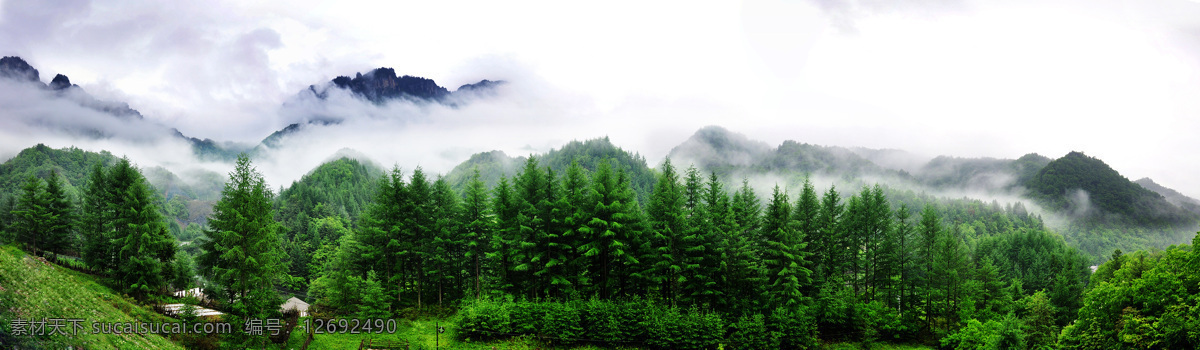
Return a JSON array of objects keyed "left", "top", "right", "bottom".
[{"left": 0, "top": 245, "right": 184, "bottom": 349}]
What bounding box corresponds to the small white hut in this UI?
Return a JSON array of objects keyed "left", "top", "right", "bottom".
[{"left": 280, "top": 297, "right": 310, "bottom": 317}]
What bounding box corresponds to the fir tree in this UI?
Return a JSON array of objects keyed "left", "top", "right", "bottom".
[
  {"left": 561, "top": 159, "right": 593, "bottom": 294},
  {"left": 42, "top": 171, "right": 75, "bottom": 255},
  {"left": 12, "top": 176, "right": 48, "bottom": 253},
  {"left": 461, "top": 168, "right": 492, "bottom": 299},
  {"left": 645, "top": 158, "right": 685, "bottom": 302},
  {"left": 81, "top": 163, "right": 115, "bottom": 273},
  {"left": 429, "top": 176, "right": 462, "bottom": 306},
  {"left": 761, "top": 185, "right": 810, "bottom": 308},
  {"left": 490, "top": 177, "right": 521, "bottom": 297},
  {"left": 198, "top": 154, "right": 284, "bottom": 332}
]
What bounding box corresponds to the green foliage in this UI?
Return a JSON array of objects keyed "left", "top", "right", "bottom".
[
  {"left": 0, "top": 246, "right": 184, "bottom": 349},
  {"left": 770, "top": 306, "right": 820, "bottom": 349},
  {"left": 641, "top": 303, "right": 724, "bottom": 350},
  {"left": 459, "top": 298, "right": 724, "bottom": 349},
  {"left": 462, "top": 167, "right": 493, "bottom": 299},
  {"left": 111, "top": 158, "right": 178, "bottom": 300},
  {"left": 0, "top": 144, "right": 116, "bottom": 197},
  {"left": 1060, "top": 236, "right": 1200, "bottom": 349},
  {"left": 1027, "top": 151, "right": 1195, "bottom": 227},
  {"left": 445, "top": 138, "right": 656, "bottom": 203},
  {"left": 275, "top": 157, "right": 382, "bottom": 285},
  {"left": 645, "top": 158, "right": 686, "bottom": 302},
  {"left": 728, "top": 313, "right": 777, "bottom": 350},
  {"left": 11, "top": 175, "right": 50, "bottom": 252},
  {"left": 939, "top": 317, "right": 1025, "bottom": 350},
  {"left": 197, "top": 153, "right": 284, "bottom": 344}
]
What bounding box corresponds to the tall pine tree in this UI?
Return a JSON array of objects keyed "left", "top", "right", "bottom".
[
  {"left": 198, "top": 154, "right": 284, "bottom": 330},
  {"left": 645, "top": 158, "right": 685, "bottom": 302},
  {"left": 461, "top": 168, "right": 492, "bottom": 299}
]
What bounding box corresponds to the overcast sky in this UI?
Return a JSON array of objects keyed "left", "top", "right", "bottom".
[{"left": 3, "top": 0, "right": 1200, "bottom": 197}]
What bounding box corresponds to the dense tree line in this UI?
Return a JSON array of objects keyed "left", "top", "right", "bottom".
[
  {"left": 1060, "top": 237, "right": 1200, "bottom": 349},
  {"left": 7, "top": 143, "right": 1186, "bottom": 348},
  {"left": 306, "top": 156, "right": 1092, "bottom": 347}
]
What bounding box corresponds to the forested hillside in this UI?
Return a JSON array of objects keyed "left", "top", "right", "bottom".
[
  {"left": 274, "top": 157, "right": 384, "bottom": 288},
  {"left": 1026, "top": 152, "right": 1194, "bottom": 226},
  {"left": 0, "top": 144, "right": 223, "bottom": 242},
  {"left": 3, "top": 138, "right": 1199, "bottom": 349},
  {"left": 0, "top": 144, "right": 118, "bottom": 197},
  {"left": 445, "top": 137, "right": 656, "bottom": 203}
]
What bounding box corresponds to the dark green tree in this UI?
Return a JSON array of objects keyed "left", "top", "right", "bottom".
[
  {"left": 645, "top": 158, "right": 685, "bottom": 302},
  {"left": 461, "top": 168, "right": 492, "bottom": 299},
  {"left": 793, "top": 177, "right": 820, "bottom": 291},
  {"left": 407, "top": 168, "right": 434, "bottom": 308},
  {"left": 429, "top": 176, "right": 462, "bottom": 306},
  {"left": 11, "top": 176, "right": 48, "bottom": 253},
  {"left": 197, "top": 154, "right": 284, "bottom": 334},
  {"left": 679, "top": 166, "right": 714, "bottom": 306},
  {"left": 817, "top": 186, "right": 844, "bottom": 284},
  {"left": 560, "top": 159, "right": 593, "bottom": 296},
  {"left": 761, "top": 185, "right": 810, "bottom": 308},
  {"left": 41, "top": 171, "right": 75, "bottom": 255},
  {"left": 81, "top": 163, "right": 115, "bottom": 273},
  {"left": 490, "top": 177, "right": 521, "bottom": 297},
  {"left": 578, "top": 159, "right": 641, "bottom": 299}
]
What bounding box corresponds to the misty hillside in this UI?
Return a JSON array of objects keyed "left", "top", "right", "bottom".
[
  {"left": 1136, "top": 177, "right": 1200, "bottom": 215},
  {"left": 445, "top": 137, "right": 656, "bottom": 203},
  {"left": 0, "top": 56, "right": 144, "bottom": 121},
  {"left": 0, "top": 144, "right": 223, "bottom": 229},
  {"left": 1, "top": 56, "right": 508, "bottom": 163},
  {"left": 669, "top": 125, "right": 893, "bottom": 180},
  {"left": 0, "top": 144, "right": 118, "bottom": 196},
  {"left": 667, "top": 126, "right": 1198, "bottom": 236},
  {"left": 275, "top": 156, "right": 384, "bottom": 228},
  {"left": 1026, "top": 152, "right": 1197, "bottom": 226},
  {"left": 0, "top": 56, "right": 256, "bottom": 161}
]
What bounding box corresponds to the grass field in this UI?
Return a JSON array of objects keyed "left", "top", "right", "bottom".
[{"left": 0, "top": 245, "right": 184, "bottom": 349}]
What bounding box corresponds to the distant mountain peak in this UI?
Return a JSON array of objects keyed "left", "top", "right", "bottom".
[
  {"left": 0, "top": 56, "right": 40, "bottom": 83},
  {"left": 320, "top": 67, "right": 505, "bottom": 105},
  {"left": 331, "top": 67, "right": 450, "bottom": 103},
  {"left": 49, "top": 74, "right": 73, "bottom": 90},
  {"left": 456, "top": 79, "right": 503, "bottom": 92}
]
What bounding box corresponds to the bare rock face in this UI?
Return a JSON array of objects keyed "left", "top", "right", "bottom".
[
  {"left": 0, "top": 56, "right": 41, "bottom": 83},
  {"left": 331, "top": 67, "right": 451, "bottom": 103},
  {"left": 49, "top": 74, "right": 73, "bottom": 90}
]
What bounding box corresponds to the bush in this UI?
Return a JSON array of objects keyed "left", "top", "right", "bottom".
[
  {"left": 582, "top": 297, "right": 644, "bottom": 343},
  {"left": 458, "top": 298, "right": 726, "bottom": 349},
  {"left": 541, "top": 300, "right": 584, "bottom": 344},
  {"left": 940, "top": 317, "right": 1025, "bottom": 350},
  {"left": 641, "top": 305, "right": 723, "bottom": 350},
  {"left": 771, "top": 306, "right": 819, "bottom": 350},
  {"left": 458, "top": 298, "right": 513, "bottom": 340},
  {"left": 727, "top": 313, "right": 778, "bottom": 350}
]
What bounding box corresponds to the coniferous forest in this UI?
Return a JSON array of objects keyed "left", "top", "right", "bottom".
[{"left": 1, "top": 139, "right": 1199, "bottom": 349}]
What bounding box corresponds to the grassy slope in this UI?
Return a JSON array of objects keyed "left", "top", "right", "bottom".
[{"left": 0, "top": 245, "right": 184, "bottom": 349}]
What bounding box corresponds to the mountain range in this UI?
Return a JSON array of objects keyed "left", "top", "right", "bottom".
[
  {"left": 0, "top": 56, "right": 504, "bottom": 160},
  {"left": 2, "top": 56, "right": 1198, "bottom": 260}
]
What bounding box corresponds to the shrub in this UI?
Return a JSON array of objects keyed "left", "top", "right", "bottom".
[
  {"left": 458, "top": 298, "right": 512, "bottom": 340},
  {"left": 727, "top": 313, "right": 778, "bottom": 350}
]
